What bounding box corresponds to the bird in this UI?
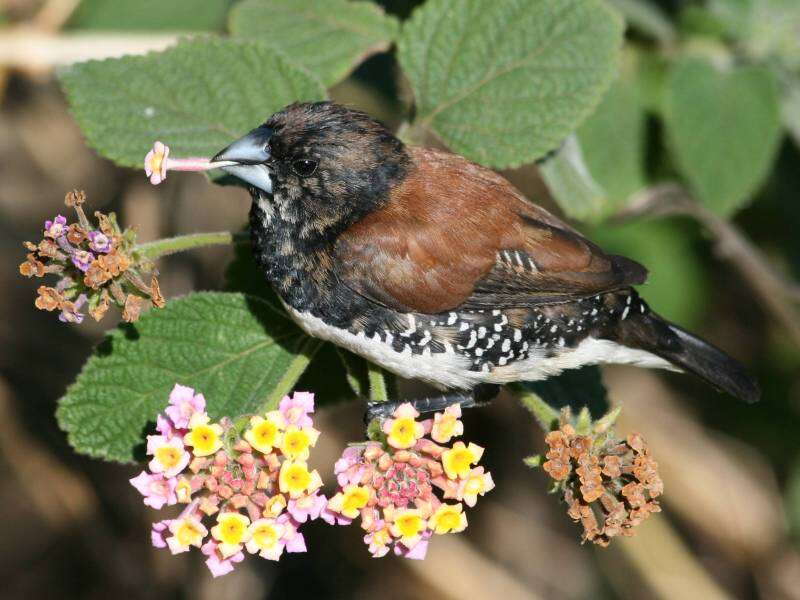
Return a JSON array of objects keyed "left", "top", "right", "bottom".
[{"left": 212, "top": 101, "right": 760, "bottom": 417}]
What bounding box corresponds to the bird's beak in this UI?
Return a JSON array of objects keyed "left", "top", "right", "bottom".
[{"left": 212, "top": 126, "right": 274, "bottom": 194}]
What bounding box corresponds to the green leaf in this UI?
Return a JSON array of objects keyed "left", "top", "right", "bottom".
[
  {"left": 398, "top": 0, "right": 624, "bottom": 169},
  {"left": 229, "top": 0, "right": 399, "bottom": 87},
  {"left": 56, "top": 292, "right": 320, "bottom": 463},
  {"left": 664, "top": 59, "right": 782, "bottom": 216},
  {"left": 577, "top": 73, "right": 647, "bottom": 213},
  {"left": 59, "top": 37, "right": 326, "bottom": 168},
  {"left": 539, "top": 135, "right": 608, "bottom": 222},
  {"left": 69, "top": 0, "right": 234, "bottom": 31},
  {"left": 524, "top": 366, "right": 609, "bottom": 420},
  {"left": 587, "top": 219, "right": 709, "bottom": 328},
  {"left": 606, "top": 0, "right": 676, "bottom": 45},
  {"left": 782, "top": 76, "right": 800, "bottom": 150}
]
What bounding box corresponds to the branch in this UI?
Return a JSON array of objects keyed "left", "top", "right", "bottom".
[
  {"left": 0, "top": 29, "right": 180, "bottom": 72},
  {"left": 619, "top": 183, "right": 800, "bottom": 345}
]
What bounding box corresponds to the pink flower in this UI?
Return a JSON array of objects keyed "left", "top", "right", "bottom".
[
  {"left": 202, "top": 539, "right": 244, "bottom": 577},
  {"left": 287, "top": 492, "right": 327, "bottom": 523},
  {"left": 144, "top": 141, "right": 170, "bottom": 185},
  {"left": 58, "top": 294, "right": 87, "bottom": 324},
  {"left": 71, "top": 249, "right": 94, "bottom": 272},
  {"left": 88, "top": 230, "right": 112, "bottom": 253},
  {"left": 165, "top": 384, "right": 206, "bottom": 429},
  {"left": 130, "top": 471, "right": 177, "bottom": 509},
  {"left": 394, "top": 531, "right": 431, "bottom": 560},
  {"left": 334, "top": 444, "right": 370, "bottom": 486},
  {"left": 151, "top": 519, "right": 171, "bottom": 548},
  {"left": 44, "top": 215, "right": 67, "bottom": 238},
  {"left": 279, "top": 392, "right": 315, "bottom": 427},
  {"left": 147, "top": 435, "right": 190, "bottom": 478},
  {"left": 156, "top": 413, "right": 177, "bottom": 437},
  {"left": 279, "top": 516, "right": 307, "bottom": 553},
  {"left": 321, "top": 506, "right": 353, "bottom": 526}
]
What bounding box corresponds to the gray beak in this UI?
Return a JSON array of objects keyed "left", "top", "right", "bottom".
[{"left": 213, "top": 126, "right": 274, "bottom": 194}]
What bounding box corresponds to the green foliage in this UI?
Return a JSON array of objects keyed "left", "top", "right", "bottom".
[
  {"left": 230, "top": 0, "right": 399, "bottom": 87},
  {"left": 588, "top": 220, "right": 709, "bottom": 327},
  {"left": 69, "top": 0, "right": 234, "bottom": 31},
  {"left": 59, "top": 38, "right": 326, "bottom": 168},
  {"left": 56, "top": 292, "right": 320, "bottom": 462},
  {"left": 577, "top": 73, "right": 647, "bottom": 213},
  {"left": 397, "top": 0, "right": 624, "bottom": 168},
  {"left": 538, "top": 136, "right": 608, "bottom": 222},
  {"left": 606, "top": 0, "right": 675, "bottom": 44},
  {"left": 664, "top": 59, "right": 782, "bottom": 216},
  {"left": 524, "top": 366, "right": 609, "bottom": 420}
]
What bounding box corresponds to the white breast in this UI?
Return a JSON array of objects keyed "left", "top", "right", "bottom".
[{"left": 284, "top": 306, "right": 676, "bottom": 390}]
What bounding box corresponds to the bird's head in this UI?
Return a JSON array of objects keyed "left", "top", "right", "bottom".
[{"left": 213, "top": 102, "right": 409, "bottom": 238}]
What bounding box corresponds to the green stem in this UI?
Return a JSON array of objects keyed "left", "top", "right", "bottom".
[
  {"left": 367, "top": 362, "right": 389, "bottom": 402},
  {"left": 135, "top": 231, "right": 249, "bottom": 261},
  {"left": 258, "top": 337, "right": 324, "bottom": 414},
  {"left": 516, "top": 387, "right": 560, "bottom": 432}
]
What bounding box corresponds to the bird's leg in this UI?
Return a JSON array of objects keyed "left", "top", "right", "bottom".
[{"left": 364, "top": 384, "right": 500, "bottom": 423}]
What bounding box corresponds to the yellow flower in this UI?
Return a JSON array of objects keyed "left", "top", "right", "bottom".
[
  {"left": 211, "top": 512, "right": 251, "bottom": 558},
  {"left": 279, "top": 460, "right": 322, "bottom": 498},
  {"left": 442, "top": 441, "right": 484, "bottom": 480},
  {"left": 429, "top": 503, "right": 467, "bottom": 534},
  {"left": 167, "top": 517, "right": 207, "bottom": 554},
  {"left": 390, "top": 509, "right": 427, "bottom": 548},
  {"left": 264, "top": 494, "right": 287, "bottom": 517},
  {"left": 431, "top": 405, "right": 464, "bottom": 444},
  {"left": 244, "top": 412, "right": 285, "bottom": 454},
  {"left": 280, "top": 425, "right": 320, "bottom": 461},
  {"left": 183, "top": 413, "right": 223, "bottom": 457},
  {"left": 384, "top": 403, "right": 424, "bottom": 449},
  {"left": 328, "top": 484, "right": 370, "bottom": 519},
  {"left": 460, "top": 468, "right": 495, "bottom": 507},
  {"left": 175, "top": 477, "right": 193, "bottom": 503},
  {"left": 246, "top": 518, "right": 285, "bottom": 560}
]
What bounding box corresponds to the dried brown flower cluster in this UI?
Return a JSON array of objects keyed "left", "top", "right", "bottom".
[
  {"left": 20, "top": 190, "right": 165, "bottom": 324},
  {"left": 541, "top": 410, "right": 662, "bottom": 547}
]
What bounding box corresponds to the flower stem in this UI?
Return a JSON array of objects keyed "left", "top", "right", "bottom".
[
  {"left": 367, "top": 362, "right": 389, "bottom": 403},
  {"left": 516, "top": 387, "right": 560, "bottom": 432},
  {"left": 134, "top": 231, "right": 249, "bottom": 261},
  {"left": 258, "top": 337, "right": 324, "bottom": 414}
]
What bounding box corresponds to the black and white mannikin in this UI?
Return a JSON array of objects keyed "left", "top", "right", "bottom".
[{"left": 213, "top": 102, "right": 759, "bottom": 416}]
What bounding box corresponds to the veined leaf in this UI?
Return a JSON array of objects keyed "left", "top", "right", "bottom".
[
  {"left": 539, "top": 135, "right": 607, "bottom": 222},
  {"left": 398, "top": 0, "right": 624, "bottom": 168},
  {"left": 577, "top": 70, "right": 647, "bottom": 214},
  {"left": 69, "top": 0, "right": 233, "bottom": 31},
  {"left": 59, "top": 37, "right": 326, "bottom": 168},
  {"left": 664, "top": 59, "right": 782, "bottom": 216},
  {"left": 230, "top": 0, "right": 399, "bottom": 87},
  {"left": 56, "top": 292, "right": 320, "bottom": 463}
]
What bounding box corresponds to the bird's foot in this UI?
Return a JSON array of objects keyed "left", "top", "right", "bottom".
[{"left": 364, "top": 384, "right": 499, "bottom": 424}]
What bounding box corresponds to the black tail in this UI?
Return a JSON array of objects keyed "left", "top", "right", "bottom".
[{"left": 619, "top": 311, "right": 760, "bottom": 404}]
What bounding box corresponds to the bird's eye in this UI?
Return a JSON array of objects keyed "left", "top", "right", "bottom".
[{"left": 292, "top": 159, "right": 318, "bottom": 177}]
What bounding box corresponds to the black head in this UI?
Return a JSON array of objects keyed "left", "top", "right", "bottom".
[{"left": 213, "top": 102, "right": 410, "bottom": 241}]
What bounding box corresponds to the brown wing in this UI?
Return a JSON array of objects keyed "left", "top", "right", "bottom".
[{"left": 334, "top": 147, "right": 647, "bottom": 314}]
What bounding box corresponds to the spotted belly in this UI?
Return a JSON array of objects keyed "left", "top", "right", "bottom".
[{"left": 282, "top": 291, "right": 671, "bottom": 390}]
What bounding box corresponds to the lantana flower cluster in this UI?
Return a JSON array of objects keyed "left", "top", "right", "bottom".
[
  {"left": 324, "top": 403, "right": 494, "bottom": 559},
  {"left": 540, "top": 409, "right": 663, "bottom": 547},
  {"left": 20, "top": 190, "right": 164, "bottom": 324},
  {"left": 130, "top": 385, "right": 327, "bottom": 577}
]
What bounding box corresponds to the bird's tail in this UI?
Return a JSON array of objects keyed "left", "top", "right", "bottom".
[{"left": 618, "top": 311, "right": 760, "bottom": 404}]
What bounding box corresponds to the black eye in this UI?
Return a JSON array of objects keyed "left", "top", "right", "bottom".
[{"left": 292, "top": 159, "right": 318, "bottom": 177}]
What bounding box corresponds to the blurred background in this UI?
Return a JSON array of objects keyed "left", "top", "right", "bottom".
[{"left": 2, "top": 0, "right": 800, "bottom": 598}]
